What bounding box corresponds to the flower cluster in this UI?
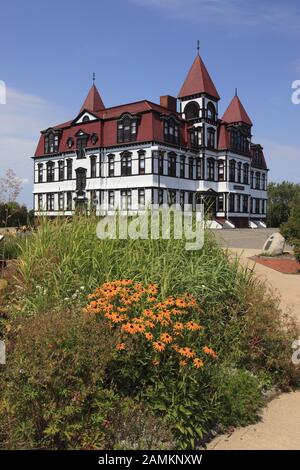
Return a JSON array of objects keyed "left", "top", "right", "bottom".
[{"left": 83, "top": 280, "right": 217, "bottom": 370}]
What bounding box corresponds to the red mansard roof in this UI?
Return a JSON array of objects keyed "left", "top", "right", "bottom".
[
  {"left": 80, "top": 84, "right": 105, "bottom": 113},
  {"left": 178, "top": 54, "right": 220, "bottom": 100},
  {"left": 222, "top": 95, "right": 253, "bottom": 126}
]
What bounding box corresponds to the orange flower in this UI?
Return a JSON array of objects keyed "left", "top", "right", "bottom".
[
  {"left": 173, "top": 322, "right": 184, "bottom": 331},
  {"left": 186, "top": 321, "right": 202, "bottom": 331},
  {"left": 135, "top": 323, "right": 145, "bottom": 333},
  {"left": 121, "top": 323, "right": 138, "bottom": 334},
  {"left": 175, "top": 298, "right": 187, "bottom": 308},
  {"left": 143, "top": 309, "right": 154, "bottom": 318},
  {"left": 203, "top": 346, "right": 217, "bottom": 359},
  {"left": 153, "top": 341, "right": 166, "bottom": 352},
  {"left": 145, "top": 332, "right": 153, "bottom": 341},
  {"left": 180, "top": 360, "right": 188, "bottom": 367},
  {"left": 110, "top": 313, "right": 127, "bottom": 323},
  {"left": 178, "top": 347, "right": 196, "bottom": 358},
  {"left": 160, "top": 333, "right": 173, "bottom": 344},
  {"left": 147, "top": 296, "right": 157, "bottom": 302},
  {"left": 144, "top": 320, "right": 155, "bottom": 329},
  {"left": 116, "top": 343, "right": 126, "bottom": 351},
  {"left": 193, "top": 358, "right": 204, "bottom": 369}
]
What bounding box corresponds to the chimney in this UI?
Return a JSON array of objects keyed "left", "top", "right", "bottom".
[{"left": 160, "top": 95, "right": 177, "bottom": 113}]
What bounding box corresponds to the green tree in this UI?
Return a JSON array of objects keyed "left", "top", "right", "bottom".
[
  {"left": 267, "top": 181, "right": 300, "bottom": 227},
  {"left": 280, "top": 194, "right": 300, "bottom": 262}
]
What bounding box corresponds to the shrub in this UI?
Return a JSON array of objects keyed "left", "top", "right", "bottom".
[
  {"left": 0, "top": 309, "right": 117, "bottom": 449},
  {"left": 0, "top": 234, "right": 21, "bottom": 260},
  {"left": 281, "top": 194, "right": 300, "bottom": 263}
]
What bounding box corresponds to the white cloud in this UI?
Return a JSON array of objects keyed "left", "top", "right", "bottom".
[
  {"left": 131, "top": 0, "right": 300, "bottom": 31},
  {"left": 0, "top": 87, "right": 69, "bottom": 207}
]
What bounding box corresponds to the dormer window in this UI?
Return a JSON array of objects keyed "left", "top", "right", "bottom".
[
  {"left": 76, "top": 132, "right": 89, "bottom": 159},
  {"left": 44, "top": 130, "right": 60, "bottom": 154},
  {"left": 163, "top": 117, "right": 180, "bottom": 145},
  {"left": 117, "top": 114, "right": 138, "bottom": 143},
  {"left": 82, "top": 115, "right": 90, "bottom": 122}
]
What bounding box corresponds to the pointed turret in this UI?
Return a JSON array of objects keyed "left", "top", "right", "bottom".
[
  {"left": 80, "top": 84, "right": 105, "bottom": 113},
  {"left": 178, "top": 54, "right": 220, "bottom": 100},
  {"left": 222, "top": 94, "right": 252, "bottom": 126}
]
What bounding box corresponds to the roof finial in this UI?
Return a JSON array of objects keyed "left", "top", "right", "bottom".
[
  {"left": 197, "top": 40, "right": 200, "bottom": 54},
  {"left": 235, "top": 87, "right": 238, "bottom": 97},
  {"left": 92, "top": 72, "right": 96, "bottom": 84}
]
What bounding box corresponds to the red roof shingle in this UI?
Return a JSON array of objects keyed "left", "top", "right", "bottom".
[{"left": 178, "top": 54, "right": 220, "bottom": 100}]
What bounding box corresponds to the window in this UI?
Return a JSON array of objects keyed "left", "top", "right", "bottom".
[
  {"left": 218, "top": 194, "right": 224, "bottom": 212},
  {"left": 66, "top": 192, "right": 73, "bottom": 211},
  {"left": 188, "top": 158, "right": 194, "bottom": 179},
  {"left": 250, "top": 171, "right": 254, "bottom": 188},
  {"left": 58, "top": 161, "right": 64, "bottom": 181},
  {"left": 196, "top": 158, "right": 202, "bottom": 180},
  {"left": 108, "top": 190, "right": 115, "bottom": 209},
  {"left": 218, "top": 162, "right": 225, "bottom": 181},
  {"left": 138, "top": 151, "right": 145, "bottom": 175},
  {"left": 46, "top": 162, "right": 55, "bottom": 182},
  {"left": 44, "top": 131, "right": 60, "bottom": 154},
  {"left": 117, "top": 115, "right": 138, "bottom": 143},
  {"left": 237, "top": 194, "right": 241, "bottom": 213},
  {"left": 90, "top": 155, "right": 97, "bottom": 178},
  {"left": 138, "top": 188, "right": 145, "bottom": 208},
  {"left": 158, "top": 151, "right": 164, "bottom": 175},
  {"left": 262, "top": 174, "right": 266, "bottom": 190},
  {"left": 121, "top": 189, "right": 132, "bottom": 210},
  {"left": 255, "top": 172, "right": 261, "bottom": 190},
  {"left": 237, "top": 162, "right": 242, "bottom": 183},
  {"left": 207, "top": 158, "right": 215, "bottom": 181},
  {"left": 189, "top": 127, "right": 202, "bottom": 149},
  {"left": 164, "top": 118, "right": 180, "bottom": 145},
  {"left": 185, "top": 101, "right": 199, "bottom": 120},
  {"left": 37, "top": 194, "right": 43, "bottom": 211},
  {"left": 231, "top": 130, "right": 250, "bottom": 154},
  {"left": 46, "top": 193, "right": 55, "bottom": 211},
  {"left": 90, "top": 190, "right": 97, "bottom": 209},
  {"left": 38, "top": 163, "right": 43, "bottom": 183},
  {"left": 158, "top": 189, "right": 164, "bottom": 205},
  {"left": 76, "top": 168, "right": 87, "bottom": 192},
  {"left": 108, "top": 155, "right": 115, "bottom": 177},
  {"left": 121, "top": 152, "right": 132, "bottom": 176},
  {"left": 180, "top": 156, "right": 185, "bottom": 178},
  {"left": 66, "top": 159, "right": 72, "bottom": 180},
  {"left": 243, "top": 163, "right": 249, "bottom": 185},
  {"left": 76, "top": 135, "right": 88, "bottom": 159},
  {"left": 207, "top": 102, "right": 216, "bottom": 121},
  {"left": 58, "top": 192, "right": 64, "bottom": 211},
  {"left": 82, "top": 115, "right": 90, "bottom": 122},
  {"left": 243, "top": 195, "right": 248, "bottom": 213},
  {"left": 229, "top": 160, "right": 236, "bottom": 182},
  {"left": 255, "top": 198, "right": 260, "bottom": 214},
  {"left": 168, "top": 153, "right": 177, "bottom": 177},
  {"left": 229, "top": 193, "right": 235, "bottom": 212},
  {"left": 180, "top": 191, "right": 185, "bottom": 207},
  {"left": 188, "top": 192, "right": 194, "bottom": 206},
  {"left": 167, "top": 189, "right": 176, "bottom": 205},
  {"left": 207, "top": 128, "right": 215, "bottom": 149}
]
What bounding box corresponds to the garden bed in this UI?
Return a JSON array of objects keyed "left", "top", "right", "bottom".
[{"left": 251, "top": 255, "right": 300, "bottom": 274}]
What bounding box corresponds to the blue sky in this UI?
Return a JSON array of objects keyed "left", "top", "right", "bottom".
[{"left": 0, "top": 0, "right": 300, "bottom": 207}]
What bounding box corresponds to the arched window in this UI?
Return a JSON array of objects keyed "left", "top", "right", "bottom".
[
  {"left": 37, "top": 163, "right": 43, "bottom": 183},
  {"left": 44, "top": 130, "right": 60, "bottom": 154},
  {"left": 218, "top": 161, "right": 225, "bottom": 181},
  {"left": 167, "top": 152, "right": 177, "bottom": 177},
  {"left": 121, "top": 152, "right": 132, "bottom": 176},
  {"left": 207, "top": 158, "right": 215, "bottom": 181},
  {"left": 90, "top": 155, "right": 97, "bottom": 178},
  {"left": 58, "top": 160, "right": 64, "bottom": 181},
  {"left": 207, "top": 102, "right": 216, "bottom": 121},
  {"left": 185, "top": 101, "right": 199, "bottom": 120},
  {"left": 108, "top": 154, "right": 115, "bottom": 177},
  {"left": 46, "top": 161, "right": 55, "bottom": 182},
  {"left": 237, "top": 162, "right": 242, "bottom": 183},
  {"left": 82, "top": 115, "right": 90, "bottom": 122},
  {"left": 255, "top": 171, "right": 261, "bottom": 190},
  {"left": 117, "top": 115, "right": 138, "bottom": 143}
]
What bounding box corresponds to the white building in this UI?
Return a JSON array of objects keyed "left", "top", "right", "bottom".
[{"left": 33, "top": 53, "right": 268, "bottom": 228}]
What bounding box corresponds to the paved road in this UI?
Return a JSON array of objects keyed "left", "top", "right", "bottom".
[{"left": 213, "top": 228, "right": 278, "bottom": 250}]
